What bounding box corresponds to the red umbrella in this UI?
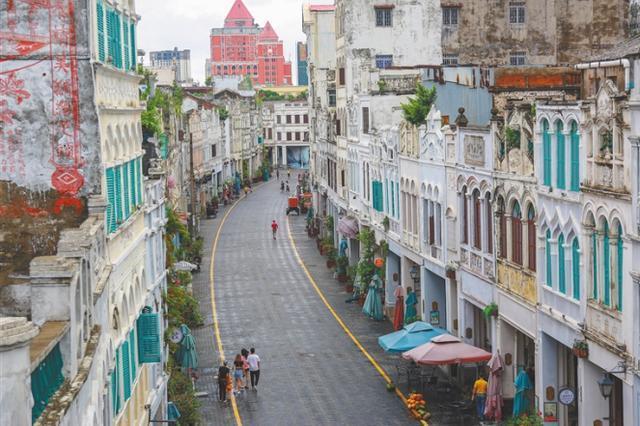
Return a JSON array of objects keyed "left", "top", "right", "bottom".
[
  {"left": 402, "top": 334, "right": 492, "bottom": 365},
  {"left": 484, "top": 351, "right": 504, "bottom": 421}
]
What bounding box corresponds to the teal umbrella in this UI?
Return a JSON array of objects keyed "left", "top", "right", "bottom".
[
  {"left": 362, "top": 274, "right": 384, "bottom": 321},
  {"left": 378, "top": 321, "right": 446, "bottom": 353},
  {"left": 513, "top": 367, "right": 532, "bottom": 417},
  {"left": 176, "top": 324, "right": 199, "bottom": 370}
]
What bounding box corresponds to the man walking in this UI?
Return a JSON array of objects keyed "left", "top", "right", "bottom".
[
  {"left": 271, "top": 220, "right": 279, "bottom": 240},
  {"left": 247, "top": 348, "right": 261, "bottom": 390},
  {"left": 472, "top": 374, "right": 488, "bottom": 420},
  {"left": 218, "top": 361, "right": 230, "bottom": 402}
]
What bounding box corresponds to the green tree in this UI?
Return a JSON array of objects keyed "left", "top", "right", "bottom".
[
  {"left": 401, "top": 84, "right": 437, "bottom": 125},
  {"left": 218, "top": 107, "right": 229, "bottom": 121},
  {"left": 204, "top": 76, "right": 213, "bottom": 87}
]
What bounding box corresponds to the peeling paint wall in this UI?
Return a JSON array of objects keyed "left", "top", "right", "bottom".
[
  {"left": 443, "top": 0, "right": 630, "bottom": 65},
  {"left": 0, "top": 1, "right": 101, "bottom": 283}
]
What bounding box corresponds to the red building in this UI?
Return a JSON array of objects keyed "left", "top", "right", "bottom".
[{"left": 209, "top": 0, "right": 292, "bottom": 86}]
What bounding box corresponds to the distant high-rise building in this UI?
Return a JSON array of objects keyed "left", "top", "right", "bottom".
[
  {"left": 149, "top": 47, "right": 192, "bottom": 83},
  {"left": 296, "top": 42, "right": 308, "bottom": 86},
  {"left": 209, "top": 0, "right": 292, "bottom": 86}
]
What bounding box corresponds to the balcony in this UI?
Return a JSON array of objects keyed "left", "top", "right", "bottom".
[
  {"left": 460, "top": 245, "right": 494, "bottom": 280},
  {"left": 496, "top": 261, "right": 537, "bottom": 305}
]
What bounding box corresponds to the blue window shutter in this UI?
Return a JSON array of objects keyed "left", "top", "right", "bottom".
[
  {"left": 114, "top": 165, "right": 123, "bottom": 227},
  {"left": 543, "top": 120, "right": 551, "bottom": 186},
  {"left": 617, "top": 224, "right": 623, "bottom": 311},
  {"left": 572, "top": 238, "right": 580, "bottom": 300},
  {"left": 137, "top": 312, "right": 161, "bottom": 363},
  {"left": 115, "top": 12, "right": 122, "bottom": 69},
  {"left": 130, "top": 21, "right": 137, "bottom": 70},
  {"left": 556, "top": 121, "right": 565, "bottom": 189},
  {"left": 138, "top": 157, "right": 144, "bottom": 205},
  {"left": 110, "top": 369, "right": 118, "bottom": 415},
  {"left": 114, "top": 347, "right": 121, "bottom": 413},
  {"left": 106, "top": 167, "right": 116, "bottom": 233},
  {"left": 30, "top": 343, "right": 64, "bottom": 422},
  {"left": 123, "top": 17, "right": 130, "bottom": 71},
  {"left": 558, "top": 233, "right": 566, "bottom": 294},
  {"left": 570, "top": 122, "right": 580, "bottom": 191},
  {"left": 97, "top": 1, "right": 105, "bottom": 62},
  {"left": 592, "top": 232, "right": 598, "bottom": 299},
  {"left": 128, "top": 329, "right": 137, "bottom": 381},
  {"left": 122, "top": 340, "right": 131, "bottom": 401},
  {"left": 603, "top": 221, "right": 610, "bottom": 306},
  {"left": 124, "top": 162, "right": 132, "bottom": 218},
  {"left": 546, "top": 230, "right": 552, "bottom": 286},
  {"left": 128, "top": 159, "right": 135, "bottom": 212}
]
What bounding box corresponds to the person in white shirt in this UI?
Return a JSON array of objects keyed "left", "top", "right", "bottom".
[{"left": 247, "top": 347, "right": 261, "bottom": 390}]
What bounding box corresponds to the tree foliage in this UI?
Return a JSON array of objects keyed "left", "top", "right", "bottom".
[
  {"left": 218, "top": 107, "right": 229, "bottom": 121},
  {"left": 401, "top": 84, "right": 437, "bottom": 125},
  {"left": 168, "top": 367, "right": 201, "bottom": 426}
]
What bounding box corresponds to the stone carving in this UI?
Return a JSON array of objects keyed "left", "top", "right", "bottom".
[
  {"left": 464, "top": 135, "right": 485, "bottom": 166},
  {"left": 377, "top": 75, "right": 419, "bottom": 94}
]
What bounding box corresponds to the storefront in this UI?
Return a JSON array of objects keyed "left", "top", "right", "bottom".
[{"left": 422, "top": 267, "right": 447, "bottom": 330}]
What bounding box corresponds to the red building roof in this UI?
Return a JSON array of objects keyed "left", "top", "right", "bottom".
[
  {"left": 224, "top": 0, "right": 255, "bottom": 27},
  {"left": 259, "top": 21, "right": 279, "bottom": 41},
  {"left": 309, "top": 4, "right": 335, "bottom": 11}
]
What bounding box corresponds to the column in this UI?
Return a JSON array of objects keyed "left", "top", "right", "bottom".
[
  {"left": 609, "top": 227, "right": 619, "bottom": 309},
  {"left": 282, "top": 145, "right": 287, "bottom": 168}
]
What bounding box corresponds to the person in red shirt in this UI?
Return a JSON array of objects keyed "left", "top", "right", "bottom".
[{"left": 271, "top": 220, "right": 279, "bottom": 240}]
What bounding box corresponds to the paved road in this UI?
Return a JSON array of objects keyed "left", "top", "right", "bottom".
[{"left": 196, "top": 175, "right": 415, "bottom": 426}]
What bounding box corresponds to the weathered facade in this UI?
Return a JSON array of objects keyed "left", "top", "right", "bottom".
[{"left": 261, "top": 100, "right": 310, "bottom": 169}]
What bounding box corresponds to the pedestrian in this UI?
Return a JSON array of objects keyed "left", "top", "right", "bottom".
[
  {"left": 472, "top": 374, "right": 488, "bottom": 420},
  {"left": 276, "top": 169, "right": 280, "bottom": 180},
  {"left": 233, "top": 354, "right": 244, "bottom": 395},
  {"left": 285, "top": 182, "right": 290, "bottom": 193},
  {"left": 217, "top": 361, "right": 230, "bottom": 402},
  {"left": 241, "top": 348, "right": 250, "bottom": 389},
  {"left": 280, "top": 180, "right": 285, "bottom": 192},
  {"left": 271, "top": 220, "right": 279, "bottom": 240},
  {"left": 287, "top": 169, "right": 291, "bottom": 179},
  {"left": 247, "top": 347, "right": 261, "bottom": 390}
]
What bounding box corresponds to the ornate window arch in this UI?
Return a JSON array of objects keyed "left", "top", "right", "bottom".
[
  {"left": 571, "top": 237, "right": 580, "bottom": 300},
  {"left": 569, "top": 120, "right": 580, "bottom": 191},
  {"left": 511, "top": 201, "right": 522, "bottom": 265},
  {"left": 558, "top": 233, "right": 566, "bottom": 294},
  {"left": 542, "top": 119, "right": 551, "bottom": 186},
  {"left": 555, "top": 120, "right": 565, "bottom": 189},
  {"left": 526, "top": 204, "right": 536, "bottom": 271}
]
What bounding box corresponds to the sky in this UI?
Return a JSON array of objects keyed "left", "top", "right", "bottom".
[{"left": 136, "top": 0, "right": 333, "bottom": 85}]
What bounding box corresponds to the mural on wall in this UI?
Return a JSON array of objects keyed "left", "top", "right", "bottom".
[{"left": 0, "top": 0, "right": 100, "bottom": 281}]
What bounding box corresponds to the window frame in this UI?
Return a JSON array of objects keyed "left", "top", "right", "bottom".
[
  {"left": 509, "top": 2, "right": 525, "bottom": 24},
  {"left": 442, "top": 7, "right": 459, "bottom": 26},
  {"left": 375, "top": 54, "right": 393, "bottom": 69},
  {"left": 375, "top": 7, "right": 393, "bottom": 27}
]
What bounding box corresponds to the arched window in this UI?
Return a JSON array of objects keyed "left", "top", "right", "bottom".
[
  {"left": 592, "top": 229, "right": 598, "bottom": 299},
  {"left": 473, "top": 190, "right": 481, "bottom": 250},
  {"left": 546, "top": 230, "right": 552, "bottom": 286},
  {"left": 498, "top": 197, "right": 507, "bottom": 259},
  {"left": 558, "top": 233, "right": 566, "bottom": 294},
  {"left": 572, "top": 238, "right": 580, "bottom": 300},
  {"left": 462, "top": 187, "right": 469, "bottom": 244},
  {"left": 556, "top": 121, "right": 565, "bottom": 189},
  {"left": 616, "top": 223, "right": 623, "bottom": 311},
  {"left": 570, "top": 121, "right": 580, "bottom": 191},
  {"left": 603, "top": 221, "right": 610, "bottom": 306},
  {"left": 486, "top": 193, "right": 493, "bottom": 254},
  {"left": 512, "top": 202, "right": 522, "bottom": 265},
  {"left": 527, "top": 205, "right": 536, "bottom": 271},
  {"left": 542, "top": 119, "right": 551, "bottom": 186}
]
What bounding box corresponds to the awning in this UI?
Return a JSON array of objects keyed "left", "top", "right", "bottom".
[
  {"left": 402, "top": 334, "right": 492, "bottom": 365},
  {"left": 337, "top": 216, "right": 359, "bottom": 238}
]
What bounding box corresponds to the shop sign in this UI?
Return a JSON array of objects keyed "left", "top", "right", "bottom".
[
  {"left": 558, "top": 388, "right": 575, "bottom": 405},
  {"left": 430, "top": 310, "right": 440, "bottom": 325}
]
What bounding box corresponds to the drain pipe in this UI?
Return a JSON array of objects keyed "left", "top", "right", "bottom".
[{"left": 575, "top": 59, "right": 632, "bottom": 91}]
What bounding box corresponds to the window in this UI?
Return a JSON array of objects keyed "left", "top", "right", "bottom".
[
  {"left": 442, "top": 7, "right": 459, "bottom": 25},
  {"left": 362, "top": 107, "right": 370, "bottom": 134},
  {"left": 211, "top": 144, "right": 217, "bottom": 157},
  {"left": 616, "top": 223, "right": 623, "bottom": 311},
  {"left": 304, "top": 132, "right": 309, "bottom": 141},
  {"left": 341, "top": 169, "right": 346, "bottom": 187},
  {"left": 546, "top": 230, "right": 552, "bottom": 286},
  {"left": 286, "top": 115, "right": 292, "bottom": 124},
  {"left": 486, "top": 194, "right": 493, "bottom": 254},
  {"left": 443, "top": 54, "right": 459, "bottom": 65},
  {"left": 603, "top": 221, "right": 610, "bottom": 306},
  {"left": 556, "top": 121, "right": 565, "bottom": 189},
  {"left": 336, "top": 119, "right": 341, "bottom": 136},
  {"left": 429, "top": 203, "right": 435, "bottom": 245},
  {"left": 327, "top": 90, "right": 337, "bottom": 107},
  {"left": 509, "top": 2, "right": 525, "bottom": 24},
  {"left": 558, "top": 233, "right": 566, "bottom": 294},
  {"left": 570, "top": 121, "right": 580, "bottom": 191},
  {"left": 375, "top": 55, "right": 393, "bottom": 69},
  {"left": 591, "top": 230, "right": 598, "bottom": 299},
  {"left": 462, "top": 188, "right": 468, "bottom": 244},
  {"left": 512, "top": 202, "right": 522, "bottom": 265},
  {"left": 277, "top": 115, "right": 281, "bottom": 124},
  {"left": 303, "top": 114, "right": 309, "bottom": 124},
  {"left": 375, "top": 7, "right": 392, "bottom": 27},
  {"left": 510, "top": 51, "right": 526, "bottom": 66},
  {"left": 295, "top": 132, "right": 300, "bottom": 141},
  {"left": 499, "top": 199, "right": 507, "bottom": 258},
  {"left": 473, "top": 191, "right": 482, "bottom": 250},
  {"left": 295, "top": 115, "right": 300, "bottom": 124},
  {"left": 339, "top": 68, "right": 345, "bottom": 85},
  {"left": 572, "top": 238, "right": 580, "bottom": 300},
  {"left": 277, "top": 132, "right": 281, "bottom": 141},
  {"left": 542, "top": 119, "right": 551, "bottom": 186},
  {"left": 268, "top": 128, "right": 273, "bottom": 139},
  {"left": 286, "top": 132, "right": 292, "bottom": 141},
  {"left": 372, "top": 181, "right": 384, "bottom": 212},
  {"left": 527, "top": 206, "right": 536, "bottom": 271}
]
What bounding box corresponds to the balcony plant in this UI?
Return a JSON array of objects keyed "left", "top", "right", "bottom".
[
  {"left": 326, "top": 247, "right": 337, "bottom": 269},
  {"left": 336, "top": 255, "right": 349, "bottom": 282},
  {"left": 346, "top": 265, "right": 357, "bottom": 293},
  {"left": 483, "top": 302, "right": 498, "bottom": 318},
  {"left": 572, "top": 340, "right": 589, "bottom": 358},
  {"left": 382, "top": 216, "right": 390, "bottom": 232}
]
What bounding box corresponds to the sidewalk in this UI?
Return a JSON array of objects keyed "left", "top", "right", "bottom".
[{"left": 288, "top": 215, "right": 479, "bottom": 426}]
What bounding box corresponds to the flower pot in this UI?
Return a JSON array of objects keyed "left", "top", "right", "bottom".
[
  {"left": 346, "top": 284, "right": 354, "bottom": 293},
  {"left": 326, "top": 260, "right": 336, "bottom": 269},
  {"left": 357, "top": 294, "right": 366, "bottom": 306},
  {"left": 337, "top": 274, "right": 348, "bottom": 283}
]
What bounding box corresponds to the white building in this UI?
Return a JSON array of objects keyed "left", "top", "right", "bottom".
[
  {"left": 262, "top": 100, "right": 310, "bottom": 169},
  {"left": 149, "top": 48, "right": 193, "bottom": 85}
]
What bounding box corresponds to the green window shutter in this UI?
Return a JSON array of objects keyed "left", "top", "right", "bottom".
[
  {"left": 570, "top": 122, "right": 580, "bottom": 191},
  {"left": 546, "top": 230, "right": 552, "bottom": 286},
  {"left": 130, "top": 21, "right": 137, "bottom": 70},
  {"left": 114, "top": 165, "right": 123, "bottom": 227},
  {"left": 129, "top": 328, "right": 137, "bottom": 379},
  {"left": 137, "top": 312, "right": 161, "bottom": 363},
  {"left": 603, "top": 221, "right": 610, "bottom": 306},
  {"left": 373, "top": 181, "right": 383, "bottom": 212},
  {"left": 137, "top": 157, "right": 144, "bottom": 205},
  {"left": 556, "top": 122, "right": 565, "bottom": 190},
  {"left": 114, "top": 347, "right": 121, "bottom": 414},
  {"left": 390, "top": 181, "right": 395, "bottom": 217},
  {"left": 106, "top": 167, "right": 116, "bottom": 233},
  {"left": 123, "top": 162, "right": 131, "bottom": 218},
  {"left": 110, "top": 369, "right": 118, "bottom": 415},
  {"left": 572, "top": 238, "right": 580, "bottom": 300},
  {"left": 97, "top": 1, "right": 105, "bottom": 62},
  {"left": 592, "top": 232, "right": 598, "bottom": 299},
  {"left": 30, "top": 343, "right": 64, "bottom": 422},
  {"left": 122, "top": 340, "right": 131, "bottom": 401},
  {"left": 123, "top": 17, "right": 130, "bottom": 71},
  {"left": 107, "top": 8, "right": 115, "bottom": 65},
  {"left": 617, "top": 224, "right": 623, "bottom": 311},
  {"left": 543, "top": 120, "right": 551, "bottom": 186},
  {"left": 558, "top": 233, "right": 566, "bottom": 294},
  {"left": 128, "top": 159, "right": 135, "bottom": 212}
]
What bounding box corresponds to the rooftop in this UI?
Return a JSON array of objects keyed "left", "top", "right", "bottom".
[{"left": 586, "top": 35, "right": 640, "bottom": 61}]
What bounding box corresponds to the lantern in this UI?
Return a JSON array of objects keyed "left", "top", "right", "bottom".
[{"left": 374, "top": 257, "right": 384, "bottom": 268}]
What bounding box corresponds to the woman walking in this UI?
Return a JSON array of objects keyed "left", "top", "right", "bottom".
[
  {"left": 404, "top": 287, "right": 417, "bottom": 324},
  {"left": 241, "top": 348, "right": 250, "bottom": 389},
  {"left": 233, "top": 354, "right": 244, "bottom": 395}
]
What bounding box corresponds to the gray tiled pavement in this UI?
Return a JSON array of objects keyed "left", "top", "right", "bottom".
[{"left": 192, "top": 176, "right": 417, "bottom": 426}]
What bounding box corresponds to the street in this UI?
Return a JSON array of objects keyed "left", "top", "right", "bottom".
[{"left": 192, "top": 175, "right": 415, "bottom": 425}]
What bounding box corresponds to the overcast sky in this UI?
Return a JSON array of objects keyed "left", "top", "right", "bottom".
[{"left": 136, "top": 0, "right": 333, "bottom": 85}]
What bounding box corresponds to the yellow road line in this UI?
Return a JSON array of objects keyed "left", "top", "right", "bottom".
[
  {"left": 286, "top": 217, "right": 425, "bottom": 424},
  {"left": 209, "top": 198, "right": 244, "bottom": 426}
]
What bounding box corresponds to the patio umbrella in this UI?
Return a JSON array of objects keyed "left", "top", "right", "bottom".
[
  {"left": 176, "top": 324, "right": 199, "bottom": 370},
  {"left": 484, "top": 351, "right": 504, "bottom": 421},
  {"left": 337, "top": 216, "right": 359, "bottom": 238},
  {"left": 362, "top": 273, "right": 384, "bottom": 321},
  {"left": 513, "top": 367, "right": 532, "bottom": 417},
  {"left": 378, "top": 321, "right": 446, "bottom": 353},
  {"left": 402, "top": 334, "right": 492, "bottom": 365},
  {"left": 174, "top": 261, "right": 198, "bottom": 271}
]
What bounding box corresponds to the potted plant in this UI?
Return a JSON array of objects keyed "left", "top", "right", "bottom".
[
  {"left": 483, "top": 302, "right": 498, "bottom": 318},
  {"left": 572, "top": 340, "right": 589, "bottom": 358},
  {"left": 382, "top": 216, "right": 390, "bottom": 232},
  {"left": 326, "top": 247, "right": 337, "bottom": 269},
  {"left": 336, "top": 255, "right": 349, "bottom": 282},
  {"left": 346, "top": 265, "right": 357, "bottom": 293}
]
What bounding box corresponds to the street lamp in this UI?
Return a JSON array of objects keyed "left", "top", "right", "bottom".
[
  {"left": 410, "top": 265, "right": 420, "bottom": 284},
  {"left": 597, "top": 373, "right": 614, "bottom": 399}
]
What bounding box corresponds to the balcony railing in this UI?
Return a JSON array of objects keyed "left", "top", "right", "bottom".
[{"left": 496, "top": 261, "right": 537, "bottom": 305}]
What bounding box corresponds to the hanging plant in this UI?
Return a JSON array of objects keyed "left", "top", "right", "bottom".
[
  {"left": 483, "top": 302, "right": 498, "bottom": 318},
  {"left": 572, "top": 339, "right": 589, "bottom": 358}
]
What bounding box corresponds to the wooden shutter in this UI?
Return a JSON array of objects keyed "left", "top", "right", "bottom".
[
  {"left": 474, "top": 197, "right": 481, "bottom": 249},
  {"left": 128, "top": 329, "right": 137, "bottom": 381},
  {"left": 512, "top": 216, "right": 522, "bottom": 265},
  {"left": 137, "top": 312, "right": 161, "bottom": 363},
  {"left": 106, "top": 167, "right": 116, "bottom": 233},
  {"left": 570, "top": 124, "right": 580, "bottom": 191},
  {"left": 121, "top": 340, "right": 131, "bottom": 401},
  {"left": 123, "top": 17, "right": 130, "bottom": 71},
  {"left": 528, "top": 220, "right": 536, "bottom": 271},
  {"left": 499, "top": 214, "right": 507, "bottom": 259},
  {"left": 428, "top": 213, "right": 435, "bottom": 245},
  {"left": 128, "top": 159, "right": 136, "bottom": 209},
  {"left": 486, "top": 201, "right": 493, "bottom": 254},
  {"left": 462, "top": 195, "right": 468, "bottom": 244},
  {"left": 114, "top": 165, "right": 123, "bottom": 226},
  {"left": 123, "top": 162, "right": 130, "bottom": 218},
  {"left": 130, "top": 21, "right": 137, "bottom": 70},
  {"left": 362, "top": 107, "right": 369, "bottom": 134},
  {"left": 556, "top": 123, "right": 565, "bottom": 189},
  {"left": 97, "top": 1, "right": 106, "bottom": 62}
]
